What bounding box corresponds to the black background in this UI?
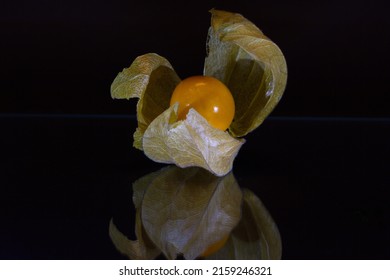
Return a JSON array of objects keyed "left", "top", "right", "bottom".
[
  {"left": 1, "top": 0, "right": 389, "bottom": 117},
  {"left": 1, "top": 0, "right": 390, "bottom": 260}
]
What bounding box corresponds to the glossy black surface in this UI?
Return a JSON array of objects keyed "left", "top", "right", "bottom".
[{"left": 1, "top": 115, "right": 389, "bottom": 259}]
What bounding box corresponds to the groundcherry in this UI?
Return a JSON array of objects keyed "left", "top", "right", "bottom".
[{"left": 170, "top": 76, "right": 235, "bottom": 131}]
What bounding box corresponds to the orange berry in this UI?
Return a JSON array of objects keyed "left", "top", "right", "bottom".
[{"left": 170, "top": 76, "right": 235, "bottom": 131}]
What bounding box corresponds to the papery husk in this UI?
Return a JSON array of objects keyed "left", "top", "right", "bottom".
[
  {"left": 111, "top": 53, "right": 181, "bottom": 149},
  {"left": 142, "top": 105, "right": 244, "bottom": 176},
  {"left": 108, "top": 170, "right": 162, "bottom": 260},
  {"left": 140, "top": 166, "right": 242, "bottom": 260},
  {"left": 109, "top": 215, "right": 161, "bottom": 260},
  {"left": 204, "top": 9, "right": 287, "bottom": 137},
  {"left": 110, "top": 9, "right": 286, "bottom": 174},
  {"left": 205, "top": 188, "right": 282, "bottom": 260}
]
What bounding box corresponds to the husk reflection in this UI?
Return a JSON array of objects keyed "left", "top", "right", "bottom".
[{"left": 109, "top": 166, "right": 282, "bottom": 259}]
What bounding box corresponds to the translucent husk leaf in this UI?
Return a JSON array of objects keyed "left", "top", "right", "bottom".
[
  {"left": 204, "top": 9, "right": 287, "bottom": 137},
  {"left": 109, "top": 215, "right": 161, "bottom": 260},
  {"left": 111, "top": 53, "right": 181, "bottom": 149},
  {"left": 142, "top": 105, "right": 245, "bottom": 176},
  {"left": 108, "top": 170, "right": 163, "bottom": 260},
  {"left": 205, "top": 188, "right": 282, "bottom": 260},
  {"left": 140, "top": 166, "right": 242, "bottom": 260}
]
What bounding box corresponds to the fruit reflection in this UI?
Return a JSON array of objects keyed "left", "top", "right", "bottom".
[{"left": 109, "top": 166, "right": 281, "bottom": 259}]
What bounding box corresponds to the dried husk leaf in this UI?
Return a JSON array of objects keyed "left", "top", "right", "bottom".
[
  {"left": 142, "top": 105, "right": 245, "bottom": 176},
  {"left": 111, "top": 53, "right": 181, "bottom": 149},
  {"left": 109, "top": 215, "right": 161, "bottom": 260},
  {"left": 205, "top": 188, "right": 282, "bottom": 260},
  {"left": 108, "top": 170, "right": 163, "bottom": 260},
  {"left": 132, "top": 168, "right": 161, "bottom": 208},
  {"left": 140, "top": 166, "right": 242, "bottom": 260},
  {"left": 204, "top": 9, "right": 287, "bottom": 137}
]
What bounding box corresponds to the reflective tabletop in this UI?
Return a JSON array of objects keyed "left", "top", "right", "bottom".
[{"left": 1, "top": 115, "right": 389, "bottom": 259}]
